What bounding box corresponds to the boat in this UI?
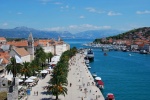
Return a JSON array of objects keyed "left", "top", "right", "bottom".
[
  {"left": 87, "top": 66, "right": 91, "bottom": 69},
  {"left": 92, "top": 73, "right": 97, "bottom": 78},
  {"left": 104, "top": 52, "right": 107, "bottom": 56},
  {"left": 96, "top": 80, "right": 104, "bottom": 89},
  {"left": 102, "top": 47, "right": 109, "bottom": 52},
  {"left": 87, "top": 65, "right": 91, "bottom": 69},
  {"left": 84, "top": 57, "right": 89, "bottom": 64},
  {"left": 106, "top": 93, "right": 115, "bottom": 100},
  {"left": 86, "top": 49, "right": 94, "bottom": 60},
  {"left": 140, "top": 50, "right": 148, "bottom": 54}
]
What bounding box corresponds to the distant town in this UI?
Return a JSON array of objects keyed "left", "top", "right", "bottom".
[{"left": 87, "top": 27, "right": 150, "bottom": 54}]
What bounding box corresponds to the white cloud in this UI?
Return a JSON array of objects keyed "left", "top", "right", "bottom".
[
  {"left": 136, "top": 10, "right": 150, "bottom": 14},
  {"left": 40, "top": 0, "right": 51, "bottom": 4},
  {"left": 108, "top": 11, "right": 122, "bottom": 16},
  {"left": 85, "top": 7, "right": 105, "bottom": 14},
  {"left": 66, "top": 5, "right": 69, "bottom": 9},
  {"left": 79, "top": 15, "right": 85, "bottom": 19},
  {"left": 17, "top": 12, "right": 23, "bottom": 15},
  {"left": 54, "top": 2, "right": 62, "bottom": 5},
  {"left": 2, "top": 22, "right": 8, "bottom": 26},
  {"left": 45, "top": 24, "right": 111, "bottom": 33}
]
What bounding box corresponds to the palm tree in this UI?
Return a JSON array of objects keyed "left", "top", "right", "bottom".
[
  {"left": 47, "top": 68, "right": 68, "bottom": 100},
  {"left": 35, "top": 47, "right": 47, "bottom": 69},
  {"left": 20, "top": 62, "right": 31, "bottom": 80},
  {"left": 46, "top": 52, "right": 53, "bottom": 63},
  {"left": 30, "top": 60, "right": 40, "bottom": 76},
  {"left": 5, "top": 57, "right": 22, "bottom": 77}
]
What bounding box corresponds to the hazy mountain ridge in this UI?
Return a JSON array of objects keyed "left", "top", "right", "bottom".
[
  {"left": 75, "top": 30, "right": 123, "bottom": 39},
  {"left": 0, "top": 26, "right": 122, "bottom": 39}
]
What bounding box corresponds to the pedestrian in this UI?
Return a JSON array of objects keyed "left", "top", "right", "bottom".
[
  {"left": 34, "top": 91, "right": 35, "bottom": 95},
  {"left": 70, "top": 83, "right": 72, "bottom": 87},
  {"left": 37, "top": 91, "right": 38, "bottom": 96}
]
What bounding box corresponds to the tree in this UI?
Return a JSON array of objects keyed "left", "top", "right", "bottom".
[
  {"left": 30, "top": 60, "right": 40, "bottom": 76},
  {"left": 46, "top": 52, "right": 53, "bottom": 63},
  {"left": 47, "top": 67, "right": 68, "bottom": 100},
  {"left": 5, "top": 57, "right": 22, "bottom": 77},
  {"left": 35, "top": 47, "right": 47, "bottom": 69},
  {"left": 46, "top": 48, "right": 77, "bottom": 100},
  {"left": 20, "top": 62, "right": 31, "bottom": 80}
]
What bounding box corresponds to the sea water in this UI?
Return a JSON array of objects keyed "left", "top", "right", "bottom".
[{"left": 64, "top": 39, "right": 150, "bottom": 100}]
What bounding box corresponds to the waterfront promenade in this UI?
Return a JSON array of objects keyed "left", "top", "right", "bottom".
[{"left": 25, "top": 53, "right": 104, "bottom": 100}]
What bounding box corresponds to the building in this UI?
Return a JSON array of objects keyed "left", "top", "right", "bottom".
[
  {"left": 0, "top": 37, "right": 6, "bottom": 44},
  {"left": 7, "top": 33, "right": 70, "bottom": 61},
  {"left": 27, "top": 33, "right": 35, "bottom": 60},
  {"left": 9, "top": 47, "right": 31, "bottom": 62},
  {"left": 143, "top": 44, "right": 150, "bottom": 52}
]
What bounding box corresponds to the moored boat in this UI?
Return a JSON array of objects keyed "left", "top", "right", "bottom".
[
  {"left": 106, "top": 93, "right": 115, "bottom": 100},
  {"left": 96, "top": 80, "right": 104, "bottom": 89},
  {"left": 86, "top": 48, "right": 94, "bottom": 60},
  {"left": 92, "top": 73, "right": 97, "bottom": 78},
  {"left": 84, "top": 57, "right": 89, "bottom": 64}
]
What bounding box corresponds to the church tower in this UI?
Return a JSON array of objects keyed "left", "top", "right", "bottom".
[{"left": 27, "top": 33, "right": 34, "bottom": 61}]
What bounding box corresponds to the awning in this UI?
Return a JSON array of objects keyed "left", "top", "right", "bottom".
[
  {"left": 29, "top": 76, "right": 37, "bottom": 79},
  {"left": 0, "top": 66, "right": 4, "bottom": 71},
  {"left": 40, "top": 70, "right": 48, "bottom": 74},
  {"left": 25, "top": 78, "right": 34, "bottom": 82},
  {"left": 97, "top": 80, "right": 104, "bottom": 85}
]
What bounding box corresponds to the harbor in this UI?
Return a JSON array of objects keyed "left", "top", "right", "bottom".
[{"left": 64, "top": 39, "right": 150, "bottom": 100}]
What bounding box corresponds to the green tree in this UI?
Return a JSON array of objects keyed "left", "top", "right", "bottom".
[
  {"left": 35, "top": 47, "right": 47, "bottom": 69},
  {"left": 46, "top": 52, "right": 53, "bottom": 63},
  {"left": 20, "top": 62, "right": 31, "bottom": 80},
  {"left": 5, "top": 57, "right": 22, "bottom": 77}
]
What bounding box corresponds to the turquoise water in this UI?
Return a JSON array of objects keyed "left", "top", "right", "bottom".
[{"left": 64, "top": 39, "right": 150, "bottom": 100}]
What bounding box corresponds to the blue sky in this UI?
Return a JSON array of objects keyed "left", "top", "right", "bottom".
[{"left": 0, "top": 0, "right": 150, "bottom": 33}]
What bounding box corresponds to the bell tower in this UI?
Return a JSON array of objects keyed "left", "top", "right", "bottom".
[{"left": 27, "top": 33, "right": 34, "bottom": 61}]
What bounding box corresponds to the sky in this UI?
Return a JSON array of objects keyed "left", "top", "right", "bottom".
[{"left": 0, "top": 0, "right": 150, "bottom": 34}]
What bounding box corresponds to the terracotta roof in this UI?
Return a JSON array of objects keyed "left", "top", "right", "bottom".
[
  {"left": 0, "top": 56, "right": 9, "bottom": 64},
  {"left": 0, "top": 37, "right": 6, "bottom": 41},
  {"left": 14, "top": 48, "right": 30, "bottom": 57},
  {"left": 7, "top": 40, "right": 28, "bottom": 47},
  {"left": 7, "top": 40, "right": 38, "bottom": 47},
  {"left": 0, "top": 51, "right": 10, "bottom": 59}
]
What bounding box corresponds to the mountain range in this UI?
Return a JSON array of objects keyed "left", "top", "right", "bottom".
[{"left": 0, "top": 26, "right": 123, "bottom": 39}]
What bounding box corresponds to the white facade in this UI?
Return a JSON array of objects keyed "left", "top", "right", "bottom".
[
  {"left": 20, "top": 55, "right": 31, "bottom": 62},
  {"left": 9, "top": 49, "right": 31, "bottom": 63},
  {"left": 43, "top": 46, "right": 53, "bottom": 53}
]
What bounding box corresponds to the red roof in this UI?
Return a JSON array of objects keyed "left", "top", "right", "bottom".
[
  {"left": 107, "top": 93, "right": 114, "bottom": 99},
  {"left": 97, "top": 80, "right": 104, "bottom": 85}
]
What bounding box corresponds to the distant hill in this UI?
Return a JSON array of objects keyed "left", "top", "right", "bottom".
[
  {"left": 106, "top": 27, "right": 150, "bottom": 40},
  {"left": 0, "top": 26, "right": 122, "bottom": 39},
  {"left": 94, "top": 27, "right": 150, "bottom": 43},
  {"left": 75, "top": 30, "right": 123, "bottom": 39}
]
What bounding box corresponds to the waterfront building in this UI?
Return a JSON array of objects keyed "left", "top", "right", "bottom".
[
  {"left": 130, "top": 44, "right": 139, "bottom": 50},
  {"left": 143, "top": 44, "right": 150, "bottom": 52}
]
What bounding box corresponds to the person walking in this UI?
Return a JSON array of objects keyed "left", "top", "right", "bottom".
[
  {"left": 37, "top": 91, "right": 38, "bottom": 96},
  {"left": 70, "top": 83, "right": 72, "bottom": 87}
]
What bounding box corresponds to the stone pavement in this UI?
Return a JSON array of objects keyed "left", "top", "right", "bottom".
[{"left": 24, "top": 53, "right": 104, "bottom": 100}]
